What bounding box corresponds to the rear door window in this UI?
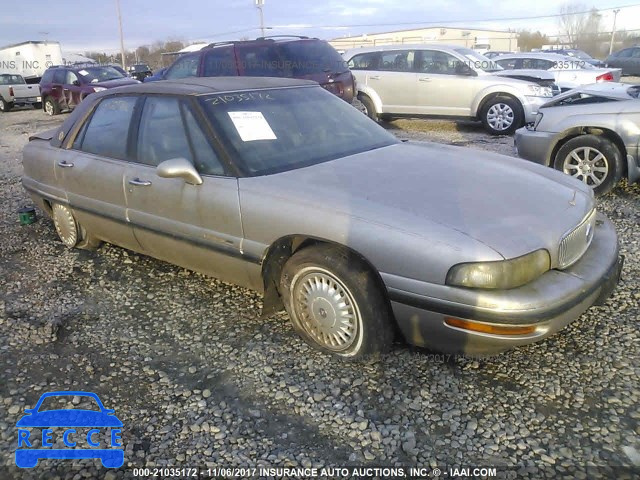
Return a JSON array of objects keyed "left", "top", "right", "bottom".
[
  {"left": 235, "top": 45, "right": 287, "bottom": 76},
  {"left": 378, "top": 50, "right": 415, "bottom": 72},
  {"left": 77, "top": 96, "right": 138, "bottom": 159},
  {"left": 347, "top": 52, "right": 379, "bottom": 70}
]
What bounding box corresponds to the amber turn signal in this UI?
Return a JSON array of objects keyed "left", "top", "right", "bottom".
[{"left": 445, "top": 317, "right": 537, "bottom": 336}]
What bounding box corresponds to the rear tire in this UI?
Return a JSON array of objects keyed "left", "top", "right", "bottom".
[
  {"left": 554, "top": 135, "right": 623, "bottom": 196},
  {"left": 480, "top": 96, "right": 523, "bottom": 135},
  {"left": 51, "top": 203, "right": 101, "bottom": 250},
  {"left": 44, "top": 97, "right": 60, "bottom": 116},
  {"left": 0, "top": 98, "right": 13, "bottom": 112},
  {"left": 279, "top": 244, "right": 393, "bottom": 361}
]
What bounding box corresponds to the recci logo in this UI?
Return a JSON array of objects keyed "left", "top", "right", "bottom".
[{"left": 15, "top": 391, "right": 124, "bottom": 469}]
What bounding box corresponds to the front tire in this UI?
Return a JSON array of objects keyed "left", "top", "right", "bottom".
[
  {"left": 554, "top": 135, "right": 623, "bottom": 196},
  {"left": 279, "top": 245, "right": 393, "bottom": 360},
  {"left": 44, "top": 97, "right": 60, "bottom": 116},
  {"left": 358, "top": 94, "right": 378, "bottom": 122},
  {"left": 480, "top": 96, "right": 523, "bottom": 135}
]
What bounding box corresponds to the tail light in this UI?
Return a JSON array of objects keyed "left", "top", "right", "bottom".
[
  {"left": 322, "top": 81, "right": 344, "bottom": 97},
  {"left": 9, "top": 87, "right": 14, "bottom": 96},
  {"left": 596, "top": 72, "right": 614, "bottom": 82}
]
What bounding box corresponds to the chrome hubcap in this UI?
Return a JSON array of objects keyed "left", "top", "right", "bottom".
[
  {"left": 291, "top": 268, "right": 360, "bottom": 352},
  {"left": 52, "top": 204, "right": 78, "bottom": 247},
  {"left": 487, "top": 103, "right": 514, "bottom": 131},
  {"left": 45, "top": 101, "right": 54, "bottom": 115},
  {"left": 563, "top": 146, "right": 608, "bottom": 187}
]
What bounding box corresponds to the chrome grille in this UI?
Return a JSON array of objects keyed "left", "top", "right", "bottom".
[{"left": 558, "top": 209, "right": 596, "bottom": 269}]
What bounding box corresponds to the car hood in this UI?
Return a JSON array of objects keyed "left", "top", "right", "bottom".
[
  {"left": 249, "top": 142, "right": 594, "bottom": 261},
  {"left": 91, "top": 78, "right": 139, "bottom": 88},
  {"left": 16, "top": 410, "right": 123, "bottom": 427}
]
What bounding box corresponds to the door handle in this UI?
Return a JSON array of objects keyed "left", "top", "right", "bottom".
[
  {"left": 128, "top": 178, "right": 152, "bottom": 186},
  {"left": 419, "top": 77, "right": 432, "bottom": 82},
  {"left": 57, "top": 160, "right": 74, "bottom": 168},
  {"left": 369, "top": 75, "right": 381, "bottom": 80}
]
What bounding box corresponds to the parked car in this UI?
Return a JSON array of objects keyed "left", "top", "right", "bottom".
[
  {"left": 39, "top": 64, "right": 139, "bottom": 116},
  {"left": 157, "top": 36, "right": 355, "bottom": 103},
  {"left": 128, "top": 63, "right": 153, "bottom": 81},
  {"left": 605, "top": 46, "right": 640, "bottom": 76},
  {"left": 515, "top": 82, "right": 640, "bottom": 196},
  {"left": 0, "top": 73, "right": 41, "bottom": 112},
  {"left": 484, "top": 51, "right": 514, "bottom": 59},
  {"left": 144, "top": 67, "right": 167, "bottom": 82},
  {"left": 541, "top": 49, "right": 605, "bottom": 67},
  {"left": 22, "top": 77, "right": 622, "bottom": 358},
  {"left": 493, "top": 52, "right": 621, "bottom": 91},
  {"left": 344, "top": 44, "right": 558, "bottom": 135}
]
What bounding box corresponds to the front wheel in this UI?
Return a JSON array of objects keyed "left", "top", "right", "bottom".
[
  {"left": 279, "top": 245, "right": 393, "bottom": 360},
  {"left": 480, "top": 96, "right": 523, "bottom": 135},
  {"left": 554, "top": 135, "right": 623, "bottom": 196},
  {"left": 358, "top": 94, "right": 378, "bottom": 122}
]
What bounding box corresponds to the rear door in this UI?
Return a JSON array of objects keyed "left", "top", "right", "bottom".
[
  {"left": 50, "top": 69, "right": 66, "bottom": 108},
  {"left": 368, "top": 50, "right": 418, "bottom": 114},
  {"left": 60, "top": 95, "right": 139, "bottom": 249},
  {"left": 123, "top": 95, "right": 248, "bottom": 285}
]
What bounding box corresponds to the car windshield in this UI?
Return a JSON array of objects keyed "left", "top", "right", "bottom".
[
  {"left": 0, "top": 74, "right": 25, "bottom": 84},
  {"left": 277, "top": 40, "right": 348, "bottom": 76},
  {"left": 77, "top": 66, "right": 125, "bottom": 83},
  {"left": 200, "top": 86, "right": 398, "bottom": 176},
  {"left": 453, "top": 48, "right": 502, "bottom": 72}
]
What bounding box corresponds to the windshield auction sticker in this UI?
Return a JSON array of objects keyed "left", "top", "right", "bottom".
[{"left": 228, "top": 111, "right": 277, "bottom": 142}]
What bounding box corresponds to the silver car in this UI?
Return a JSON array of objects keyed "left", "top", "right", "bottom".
[
  {"left": 344, "top": 44, "right": 557, "bottom": 135},
  {"left": 22, "top": 78, "right": 622, "bottom": 359},
  {"left": 493, "top": 52, "right": 622, "bottom": 91},
  {"left": 515, "top": 82, "right": 640, "bottom": 196}
]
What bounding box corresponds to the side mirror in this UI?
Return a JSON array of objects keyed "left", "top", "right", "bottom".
[
  {"left": 72, "top": 80, "right": 81, "bottom": 86},
  {"left": 157, "top": 158, "right": 202, "bottom": 185}
]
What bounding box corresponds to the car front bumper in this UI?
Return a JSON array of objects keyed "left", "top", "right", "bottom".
[
  {"left": 514, "top": 126, "right": 556, "bottom": 166},
  {"left": 384, "top": 214, "right": 622, "bottom": 356},
  {"left": 521, "top": 96, "right": 551, "bottom": 123}
]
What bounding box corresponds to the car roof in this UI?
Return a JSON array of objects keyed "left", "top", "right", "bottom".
[
  {"left": 494, "top": 52, "right": 577, "bottom": 61},
  {"left": 343, "top": 44, "right": 470, "bottom": 57},
  {"left": 98, "top": 76, "right": 318, "bottom": 96}
]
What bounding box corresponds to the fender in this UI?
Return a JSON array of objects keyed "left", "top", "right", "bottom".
[
  {"left": 471, "top": 84, "right": 529, "bottom": 117},
  {"left": 355, "top": 84, "right": 384, "bottom": 115}
]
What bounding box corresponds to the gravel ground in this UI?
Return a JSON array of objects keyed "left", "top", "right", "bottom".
[{"left": 1, "top": 101, "right": 639, "bottom": 480}]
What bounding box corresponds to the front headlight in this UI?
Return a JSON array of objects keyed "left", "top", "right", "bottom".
[
  {"left": 92, "top": 87, "right": 107, "bottom": 92},
  {"left": 526, "top": 84, "right": 553, "bottom": 98},
  {"left": 446, "top": 249, "right": 551, "bottom": 289}
]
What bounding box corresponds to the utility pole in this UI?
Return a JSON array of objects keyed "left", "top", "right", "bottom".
[
  {"left": 116, "top": 0, "right": 126, "bottom": 68},
  {"left": 255, "top": 0, "right": 265, "bottom": 37},
  {"left": 609, "top": 9, "right": 620, "bottom": 55}
]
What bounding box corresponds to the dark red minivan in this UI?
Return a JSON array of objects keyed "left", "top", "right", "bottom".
[
  {"left": 155, "top": 36, "right": 356, "bottom": 103},
  {"left": 39, "top": 65, "right": 139, "bottom": 115}
]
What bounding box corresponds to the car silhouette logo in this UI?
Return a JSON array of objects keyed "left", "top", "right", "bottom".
[{"left": 15, "top": 391, "right": 124, "bottom": 469}]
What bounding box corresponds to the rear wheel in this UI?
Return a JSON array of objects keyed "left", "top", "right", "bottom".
[
  {"left": 51, "top": 203, "right": 101, "bottom": 249},
  {"left": 44, "top": 97, "right": 60, "bottom": 116},
  {"left": 0, "top": 98, "right": 13, "bottom": 112},
  {"left": 279, "top": 245, "right": 393, "bottom": 360},
  {"left": 480, "top": 96, "right": 523, "bottom": 135},
  {"left": 554, "top": 135, "right": 623, "bottom": 196}
]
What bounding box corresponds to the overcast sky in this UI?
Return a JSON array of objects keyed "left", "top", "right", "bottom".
[{"left": 1, "top": 0, "right": 639, "bottom": 53}]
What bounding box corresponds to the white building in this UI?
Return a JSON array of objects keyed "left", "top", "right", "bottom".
[{"left": 330, "top": 27, "right": 518, "bottom": 53}]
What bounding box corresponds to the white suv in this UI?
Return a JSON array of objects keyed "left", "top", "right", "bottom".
[{"left": 344, "top": 44, "right": 556, "bottom": 135}]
